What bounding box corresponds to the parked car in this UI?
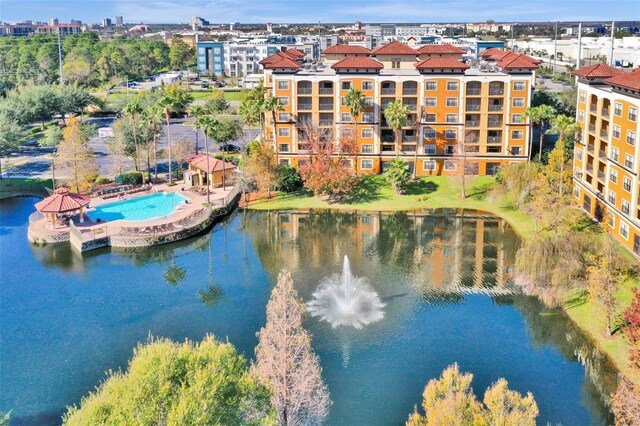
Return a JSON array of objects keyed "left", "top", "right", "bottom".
[
  {"left": 212, "top": 81, "right": 224, "bottom": 88},
  {"left": 220, "top": 144, "right": 241, "bottom": 153}
]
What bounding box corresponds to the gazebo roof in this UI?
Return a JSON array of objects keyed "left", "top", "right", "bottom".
[
  {"left": 185, "top": 154, "right": 237, "bottom": 173},
  {"left": 34, "top": 187, "right": 90, "bottom": 214}
]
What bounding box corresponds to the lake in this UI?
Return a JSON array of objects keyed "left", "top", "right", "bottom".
[{"left": 0, "top": 197, "right": 617, "bottom": 425}]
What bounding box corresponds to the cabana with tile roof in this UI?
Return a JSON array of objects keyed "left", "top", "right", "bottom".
[
  {"left": 185, "top": 154, "right": 237, "bottom": 189},
  {"left": 34, "top": 187, "right": 90, "bottom": 228}
]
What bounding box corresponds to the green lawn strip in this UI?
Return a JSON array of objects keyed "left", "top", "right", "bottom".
[
  {"left": 0, "top": 177, "right": 53, "bottom": 193},
  {"left": 104, "top": 90, "right": 246, "bottom": 105}
]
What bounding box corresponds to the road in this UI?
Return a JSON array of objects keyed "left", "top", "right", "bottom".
[{"left": 3, "top": 116, "right": 257, "bottom": 180}]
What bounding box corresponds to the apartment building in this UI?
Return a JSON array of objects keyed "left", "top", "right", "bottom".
[
  {"left": 260, "top": 41, "right": 539, "bottom": 176},
  {"left": 36, "top": 24, "right": 82, "bottom": 35},
  {"left": 572, "top": 64, "right": 640, "bottom": 256}
]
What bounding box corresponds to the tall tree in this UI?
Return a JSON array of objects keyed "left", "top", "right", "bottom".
[
  {"left": 0, "top": 115, "right": 24, "bottom": 179},
  {"left": 194, "top": 114, "right": 219, "bottom": 204},
  {"left": 253, "top": 269, "right": 331, "bottom": 426},
  {"left": 384, "top": 99, "right": 410, "bottom": 159},
  {"left": 187, "top": 104, "right": 204, "bottom": 154},
  {"left": 587, "top": 241, "right": 623, "bottom": 336},
  {"left": 546, "top": 114, "right": 579, "bottom": 160},
  {"left": 386, "top": 158, "right": 411, "bottom": 194},
  {"left": 55, "top": 116, "right": 99, "bottom": 192},
  {"left": 142, "top": 104, "right": 164, "bottom": 179},
  {"left": 622, "top": 288, "right": 640, "bottom": 370},
  {"left": 158, "top": 95, "right": 179, "bottom": 184},
  {"left": 244, "top": 141, "right": 280, "bottom": 199},
  {"left": 525, "top": 104, "right": 556, "bottom": 161},
  {"left": 123, "top": 100, "right": 144, "bottom": 174},
  {"left": 345, "top": 88, "right": 365, "bottom": 174}
]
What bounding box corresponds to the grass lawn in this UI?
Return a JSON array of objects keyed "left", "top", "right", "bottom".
[
  {"left": 248, "top": 174, "right": 639, "bottom": 381},
  {"left": 248, "top": 175, "right": 536, "bottom": 238},
  {"left": 104, "top": 90, "right": 246, "bottom": 105},
  {"left": 0, "top": 177, "right": 53, "bottom": 198}
]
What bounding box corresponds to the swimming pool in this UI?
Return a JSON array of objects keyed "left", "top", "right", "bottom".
[{"left": 87, "top": 192, "right": 188, "bottom": 222}]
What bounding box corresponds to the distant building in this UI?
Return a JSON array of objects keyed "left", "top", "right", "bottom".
[
  {"left": 466, "top": 23, "right": 512, "bottom": 34},
  {"left": 197, "top": 41, "right": 225, "bottom": 76},
  {"left": 190, "top": 16, "right": 209, "bottom": 31},
  {"left": 70, "top": 19, "right": 82, "bottom": 26},
  {"left": 115, "top": 16, "right": 123, "bottom": 27},
  {"left": 48, "top": 18, "right": 58, "bottom": 26},
  {"left": 102, "top": 18, "right": 112, "bottom": 27},
  {"left": 36, "top": 24, "right": 82, "bottom": 35},
  {"left": 0, "top": 22, "right": 36, "bottom": 36},
  {"left": 267, "top": 22, "right": 273, "bottom": 33}
]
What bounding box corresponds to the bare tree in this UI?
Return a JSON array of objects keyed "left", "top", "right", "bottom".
[
  {"left": 253, "top": 269, "right": 331, "bottom": 426},
  {"left": 612, "top": 376, "right": 640, "bottom": 426},
  {"left": 455, "top": 129, "right": 477, "bottom": 199}
]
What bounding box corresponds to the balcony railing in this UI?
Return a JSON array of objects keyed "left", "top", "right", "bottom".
[
  {"left": 319, "top": 103, "right": 334, "bottom": 111},
  {"left": 587, "top": 144, "right": 595, "bottom": 153},
  {"left": 381, "top": 87, "right": 396, "bottom": 95},
  {"left": 598, "top": 170, "right": 605, "bottom": 181},
  {"left": 598, "top": 149, "right": 606, "bottom": 158},
  {"left": 586, "top": 163, "right": 594, "bottom": 173},
  {"left": 588, "top": 124, "right": 596, "bottom": 133},
  {"left": 466, "top": 88, "right": 481, "bottom": 95},
  {"left": 381, "top": 145, "right": 395, "bottom": 151},
  {"left": 590, "top": 104, "right": 598, "bottom": 113},
  {"left": 401, "top": 146, "right": 416, "bottom": 153},
  {"left": 489, "top": 89, "right": 504, "bottom": 96},
  {"left": 403, "top": 104, "right": 417, "bottom": 111},
  {"left": 297, "top": 103, "right": 312, "bottom": 110},
  {"left": 602, "top": 108, "right": 610, "bottom": 117},
  {"left": 487, "top": 136, "right": 502, "bottom": 144},
  {"left": 488, "top": 105, "right": 504, "bottom": 112},
  {"left": 466, "top": 104, "right": 481, "bottom": 111},
  {"left": 465, "top": 120, "right": 480, "bottom": 127},
  {"left": 402, "top": 137, "right": 417, "bottom": 143},
  {"left": 402, "top": 88, "right": 417, "bottom": 95},
  {"left": 600, "top": 129, "right": 608, "bottom": 138},
  {"left": 488, "top": 120, "right": 503, "bottom": 127},
  {"left": 298, "top": 87, "right": 312, "bottom": 95},
  {"left": 319, "top": 88, "right": 333, "bottom": 95},
  {"left": 319, "top": 119, "right": 333, "bottom": 126}
]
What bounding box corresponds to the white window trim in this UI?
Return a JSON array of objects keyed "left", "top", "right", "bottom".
[
  {"left": 444, "top": 160, "right": 457, "bottom": 171},
  {"left": 360, "top": 159, "right": 374, "bottom": 170},
  {"left": 620, "top": 221, "right": 630, "bottom": 240},
  {"left": 512, "top": 98, "right": 525, "bottom": 107},
  {"left": 361, "top": 128, "right": 373, "bottom": 138},
  {"left": 444, "top": 130, "right": 457, "bottom": 140},
  {"left": 614, "top": 102, "right": 623, "bottom": 117},
  {"left": 278, "top": 128, "right": 290, "bottom": 137},
  {"left": 425, "top": 144, "right": 436, "bottom": 155},
  {"left": 446, "top": 82, "right": 459, "bottom": 91},
  {"left": 425, "top": 82, "right": 438, "bottom": 91},
  {"left": 514, "top": 81, "right": 526, "bottom": 91},
  {"left": 511, "top": 130, "right": 524, "bottom": 140},
  {"left": 423, "top": 160, "right": 436, "bottom": 170},
  {"left": 425, "top": 97, "right": 437, "bottom": 107}
]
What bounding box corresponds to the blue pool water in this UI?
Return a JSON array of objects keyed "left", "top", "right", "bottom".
[{"left": 87, "top": 192, "right": 188, "bottom": 222}]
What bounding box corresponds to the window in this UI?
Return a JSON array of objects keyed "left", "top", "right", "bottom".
[
  {"left": 361, "top": 144, "right": 373, "bottom": 153},
  {"left": 425, "top": 81, "right": 437, "bottom": 91},
  {"left": 629, "top": 107, "right": 637, "bottom": 122},
  {"left": 445, "top": 130, "right": 457, "bottom": 139},
  {"left": 362, "top": 113, "right": 374, "bottom": 123},
  {"left": 614, "top": 102, "right": 623, "bottom": 116},
  {"left": 627, "top": 130, "right": 636, "bottom": 146},
  {"left": 278, "top": 144, "right": 289, "bottom": 152},
  {"left": 213, "top": 47, "right": 221, "bottom": 54},
  {"left": 425, "top": 97, "right": 437, "bottom": 107},
  {"left": 446, "top": 114, "right": 457, "bottom": 123},
  {"left": 574, "top": 185, "right": 580, "bottom": 198},
  {"left": 624, "top": 176, "right": 632, "bottom": 192},
  {"left": 610, "top": 168, "right": 618, "bottom": 183},
  {"left": 341, "top": 159, "right": 354, "bottom": 169},
  {"left": 620, "top": 221, "right": 629, "bottom": 239},
  {"left": 511, "top": 146, "right": 521, "bottom": 155},
  {"left": 362, "top": 81, "right": 373, "bottom": 90},
  {"left": 277, "top": 80, "right": 290, "bottom": 90},
  {"left": 341, "top": 113, "right": 352, "bottom": 122},
  {"left": 622, "top": 200, "right": 631, "bottom": 216},
  {"left": 423, "top": 160, "right": 436, "bottom": 170},
  {"left": 578, "top": 111, "right": 585, "bottom": 122},
  {"left": 579, "top": 91, "right": 586, "bottom": 103},
  {"left": 424, "top": 113, "right": 436, "bottom": 123},
  {"left": 446, "top": 81, "right": 459, "bottom": 91},
  {"left": 277, "top": 97, "right": 289, "bottom": 106},
  {"left": 446, "top": 98, "right": 459, "bottom": 107},
  {"left": 425, "top": 144, "right": 436, "bottom": 155},
  {"left": 445, "top": 145, "right": 455, "bottom": 155},
  {"left": 625, "top": 154, "right": 634, "bottom": 169},
  {"left": 341, "top": 81, "right": 352, "bottom": 90},
  {"left": 277, "top": 112, "right": 290, "bottom": 121},
  {"left": 608, "top": 214, "right": 615, "bottom": 229},
  {"left": 512, "top": 98, "right": 525, "bottom": 107},
  {"left": 444, "top": 160, "right": 457, "bottom": 171},
  {"left": 361, "top": 159, "right": 373, "bottom": 170},
  {"left": 512, "top": 114, "right": 523, "bottom": 123},
  {"left": 514, "top": 81, "right": 526, "bottom": 91},
  {"left": 576, "top": 149, "right": 583, "bottom": 161},
  {"left": 364, "top": 97, "right": 374, "bottom": 106},
  {"left": 511, "top": 130, "right": 523, "bottom": 140},
  {"left": 391, "top": 59, "right": 401, "bottom": 69},
  {"left": 608, "top": 190, "right": 617, "bottom": 205},
  {"left": 278, "top": 127, "right": 290, "bottom": 137},
  {"left": 424, "top": 128, "right": 436, "bottom": 139},
  {"left": 279, "top": 159, "right": 290, "bottom": 166},
  {"left": 612, "top": 147, "right": 620, "bottom": 162},
  {"left": 361, "top": 128, "right": 373, "bottom": 138},
  {"left": 341, "top": 128, "right": 354, "bottom": 137},
  {"left": 613, "top": 125, "right": 621, "bottom": 139}
]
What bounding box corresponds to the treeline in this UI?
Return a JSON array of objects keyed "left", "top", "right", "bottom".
[{"left": 0, "top": 32, "right": 194, "bottom": 92}]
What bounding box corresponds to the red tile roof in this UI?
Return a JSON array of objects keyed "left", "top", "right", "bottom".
[
  {"left": 186, "top": 154, "right": 237, "bottom": 173},
  {"left": 35, "top": 188, "right": 90, "bottom": 214},
  {"left": 480, "top": 47, "right": 502, "bottom": 57},
  {"left": 498, "top": 53, "right": 539, "bottom": 70},
  {"left": 322, "top": 44, "right": 371, "bottom": 55},
  {"left": 416, "top": 44, "right": 466, "bottom": 55},
  {"left": 259, "top": 52, "right": 302, "bottom": 69},
  {"left": 414, "top": 57, "right": 469, "bottom": 70},
  {"left": 371, "top": 40, "right": 418, "bottom": 55},
  {"left": 282, "top": 48, "right": 306, "bottom": 58},
  {"left": 604, "top": 69, "right": 640, "bottom": 91},
  {"left": 572, "top": 63, "right": 625, "bottom": 79},
  {"left": 331, "top": 57, "right": 384, "bottom": 70}
]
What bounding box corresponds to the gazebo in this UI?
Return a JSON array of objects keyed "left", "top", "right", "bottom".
[
  {"left": 34, "top": 187, "right": 91, "bottom": 228},
  {"left": 185, "top": 154, "right": 237, "bottom": 189}
]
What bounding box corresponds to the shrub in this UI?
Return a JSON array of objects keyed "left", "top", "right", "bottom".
[
  {"left": 115, "top": 172, "right": 143, "bottom": 185},
  {"left": 94, "top": 176, "right": 110, "bottom": 185},
  {"left": 278, "top": 166, "right": 302, "bottom": 192},
  {"left": 385, "top": 158, "right": 411, "bottom": 194}
]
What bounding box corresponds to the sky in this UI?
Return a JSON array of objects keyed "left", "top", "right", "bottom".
[{"left": 1, "top": 0, "right": 639, "bottom": 24}]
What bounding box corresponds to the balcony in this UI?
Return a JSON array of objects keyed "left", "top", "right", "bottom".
[
  {"left": 600, "top": 128, "right": 608, "bottom": 138},
  {"left": 401, "top": 145, "right": 416, "bottom": 153},
  {"left": 586, "top": 163, "right": 594, "bottom": 173},
  {"left": 466, "top": 104, "right": 481, "bottom": 111},
  {"left": 488, "top": 119, "right": 503, "bottom": 127},
  {"left": 403, "top": 103, "right": 417, "bottom": 112},
  {"left": 587, "top": 144, "right": 595, "bottom": 154},
  {"left": 465, "top": 120, "right": 480, "bottom": 127},
  {"left": 381, "top": 134, "right": 395, "bottom": 143},
  {"left": 602, "top": 108, "right": 610, "bottom": 117},
  {"left": 298, "top": 87, "right": 312, "bottom": 95},
  {"left": 319, "top": 87, "right": 333, "bottom": 95},
  {"left": 402, "top": 136, "right": 417, "bottom": 143},
  {"left": 590, "top": 104, "right": 598, "bottom": 113},
  {"left": 297, "top": 102, "right": 312, "bottom": 111},
  {"left": 466, "top": 88, "right": 481, "bottom": 96},
  {"left": 488, "top": 105, "right": 504, "bottom": 112},
  {"left": 598, "top": 149, "right": 606, "bottom": 158},
  {"left": 489, "top": 89, "right": 504, "bottom": 96},
  {"left": 598, "top": 170, "right": 605, "bottom": 181},
  {"left": 381, "top": 144, "right": 395, "bottom": 152},
  {"left": 319, "top": 103, "right": 334, "bottom": 111},
  {"left": 487, "top": 136, "right": 502, "bottom": 144},
  {"left": 319, "top": 119, "right": 333, "bottom": 126},
  {"left": 402, "top": 88, "right": 417, "bottom": 96},
  {"left": 381, "top": 87, "right": 396, "bottom": 95}
]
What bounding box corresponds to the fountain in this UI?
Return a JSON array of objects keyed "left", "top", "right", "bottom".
[{"left": 307, "top": 256, "right": 385, "bottom": 329}]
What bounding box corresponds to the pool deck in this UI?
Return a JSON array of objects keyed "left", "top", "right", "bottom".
[{"left": 28, "top": 183, "right": 240, "bottom": 251}]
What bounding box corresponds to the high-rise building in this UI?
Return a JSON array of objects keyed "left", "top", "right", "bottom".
[
  {"left": 101, "top": 18, "right": 112, "bottom": 27},
  {"left": 36, "top": 24, "right": 82, "bottom": 35},
  {"left": 190, "top": 16, "right": 209, "bottom": 31},
  {"left": 115, "top": 16, "right": 123, "bottom": 27},
  {"left": 260, "top": 41, "right": 539, "bottom": 177},
  {"left": 572, "top": 64, "right": 640, "bottom": 257},
  {"left": 48, "top": 18, "right": 58, "bottom": 26}
]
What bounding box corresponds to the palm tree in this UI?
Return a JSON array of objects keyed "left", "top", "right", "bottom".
[
  {"left": 123, "top": 100, "right": 144, "bottom": 177},
  {"left": 187, "top": 104, "right": 205, "bottom": 155},
  {"left": 261, "top": 96, "right": 283, "bottom": 162},
  {"left": 345, "top": 88, "right": 365, "bottom": 175},
  {"left": 385, "top": 158, "right": 411, "bottom": 194},
  {"left": 384, "top": 99, "right": 411, "bottom": 165},
  {"left": 547, "top": 114, "right": 579, "bottom": 145},
  {"left": 142, "top": 105, "right": 164, "bottom": 180},
  {"left": 158, "top": 95, "right": 179, "bottom": 184},
  {"left": 525, "top": 104, "right": 556, "bottom": 161},
  {"left": 194, "top": 114, "right": 219, "bottom": 204}
]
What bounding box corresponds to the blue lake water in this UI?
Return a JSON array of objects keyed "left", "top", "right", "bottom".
[
  {"left": 0, "top": 198, "right": 616, "bottom": 425},
  {"left": 86, "top": 192, "right": 187, "bottom": 222}
]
